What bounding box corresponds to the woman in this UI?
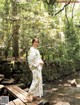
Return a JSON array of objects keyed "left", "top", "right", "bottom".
[{"left": 27, "top": 38, "right": 44, "bottom": 101}]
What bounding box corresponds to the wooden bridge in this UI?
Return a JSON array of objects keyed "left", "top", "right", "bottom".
[
  {"left": 4, "top": 85, "right": 38, "bottom": 105},
  {"left": 0, "top": 74, "right": 49, "bottom": 105},
  {"left": 2, "top": 85, "right": 49, "bottom": 105}
]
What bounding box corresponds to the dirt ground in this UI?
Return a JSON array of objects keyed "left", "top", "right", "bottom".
[{"left": 43, "top": 71, "right": 80, "bottom": 105}]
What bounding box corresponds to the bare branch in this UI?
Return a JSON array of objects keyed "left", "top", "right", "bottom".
[
  {"left": 54, "top": 0, "right": 71, "bottom": 16},
  {"left": 72, "top": 3, "right": 75, "bottom": 19},
  {"left": 65, "top": 6, "right": 70, "bottom": 25}
]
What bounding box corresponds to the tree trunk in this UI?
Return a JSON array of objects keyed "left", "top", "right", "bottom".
[
  {"left": 11, "top": 0, "right": 20, "bottom": 58},
  {"left": 4, "top": 0, "right": 10, "bottom": 58}
]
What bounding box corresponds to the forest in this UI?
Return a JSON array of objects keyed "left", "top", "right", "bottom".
[
  {"left": 0, "top": 0, "right": 80, "bottom": 88},
  {"left": 0, "top": 0, "right": 80, "bottom": 105}
]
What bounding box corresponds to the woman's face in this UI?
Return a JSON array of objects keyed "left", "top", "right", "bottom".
[{"left": 33, "top": 39, "right": 39, "bottom": 48}]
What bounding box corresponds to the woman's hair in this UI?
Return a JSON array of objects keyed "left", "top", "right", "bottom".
[{"left": 32, "top": 38, "right": 39, "bottom": 44}]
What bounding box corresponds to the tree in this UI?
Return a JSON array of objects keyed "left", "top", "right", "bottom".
[{"left": 11, "top": 0, "right": 20, "bottom": 58}]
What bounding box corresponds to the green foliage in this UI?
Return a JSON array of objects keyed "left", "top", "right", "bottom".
[{"left": 0, "top": 0, "right": 80, "bottom": 81}]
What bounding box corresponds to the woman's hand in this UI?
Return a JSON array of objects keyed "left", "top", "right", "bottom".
[{"left": 40, "top": 60, "right": 44, "bottom": 65}]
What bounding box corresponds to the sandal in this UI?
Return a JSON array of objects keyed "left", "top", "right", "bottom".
[
  {"left": 33, "top": 96, "right": 40, "bottom": 100},
  {"left": 26, "top": 94, "right": 33, "bottom": 102}
]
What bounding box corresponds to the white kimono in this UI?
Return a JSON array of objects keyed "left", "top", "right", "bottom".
[{"left": 27, "top": 47, "right": 43, "bottom": 98}]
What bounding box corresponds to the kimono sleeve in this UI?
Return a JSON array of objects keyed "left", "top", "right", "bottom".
[{"left": 27, "top": 48, "right": 39, "bottom": 69}]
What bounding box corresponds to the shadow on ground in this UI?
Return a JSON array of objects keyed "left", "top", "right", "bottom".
[{"left": 43, "top": 71, "right": 80, "bottom": 105}]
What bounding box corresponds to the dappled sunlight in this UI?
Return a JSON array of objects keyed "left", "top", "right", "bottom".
[
  {"left": 58, "top": 93, "right": 68, "bottom": 96},
  {"left": 55, "top": 101, "right": 70, "bottom": 105},
  {"left": 63, "top": 83, "right": 71, "bottom": 87},
  {"left": 44, "top": 87, "right": 58, "bottom": 94},
  {"left": 43, "top": 72, "right": 80, "bottom": 105},
  {"left": 74, "top": 93, "right": 80, "bottom": 99}
]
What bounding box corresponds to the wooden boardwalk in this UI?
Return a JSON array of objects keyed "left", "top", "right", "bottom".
[{"left": 5, "top": 85, "right": 40, "bottom": 105}]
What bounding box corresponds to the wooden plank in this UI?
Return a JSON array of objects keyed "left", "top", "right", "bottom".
[
  {"left": 9, "top": 98, "right": 37, "bottom": 105},
  {"left": 11, "top": 86, "right": 39, "bottom": 105},
  {"left": 12, "top": 85, "right": 49, "bottom": 105},
  {"left": 9, "top": 101, "right": 15, "bottom": 105},
  {"left": 0, "top": 85, "right": 4, "bottom": 89},
  {"left": 1, "top": 78, "right": 15, "bottom": 84},
  {"left": 5, "top": 85, "right": 38, "bottom": 105},
  {"left": 0, "top": 74, "right": 4, "bottom": 78},
  {"left": 13, "top": 98, "right": 37, "bottom": 105},
  {"left": 0, "top": 78, "right": 3, "bottom": 82},
  {"left": 12, "top": 85, "right": 28, "bottom": 96},
  {"left": 5, "top": 86, "right": 28, "bottom": 103},
  {"left": 0, "top": 74, "right": 4, "bottom": 82},
  {"left": 13, "top": 98, "right": 25, "bottom": 105}
]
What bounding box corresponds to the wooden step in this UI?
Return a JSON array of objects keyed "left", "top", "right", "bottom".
[
  {"left": 1, "top": 78, "right": 15, "bottom": 84},
  {"left": 5, "top": 85, "right": 28, "bottom": 103},
  {"left": 0, "top": 74, "right": 4, "bottom": 82},
  {"left": 9, "top": 101, "right": 15, "bottom": 105},
  {"left": 0, "top": 85, "right": 4, "bottom": 89},
  {"left": 13, "top": 98, "right": 25, "bottom": 105},
  {"left": 5, "top": 85, "right": 37, "bottom": 105},
  {"left": 5, "top": 85, "right": 49, "bottom": 105},
  {"left": 0, "top": 74, "right": 4, "bottom": 78}
]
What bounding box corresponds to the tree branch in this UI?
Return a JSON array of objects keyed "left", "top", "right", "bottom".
[
  {"left": 65, "top": 6, "right": 70, "bottom": 26},
  {"left": 54, "top": 0, "right": 71, "bottom": 16},
  {"left": 72, "top": 3, "right": 75, "bottom": 19}
]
